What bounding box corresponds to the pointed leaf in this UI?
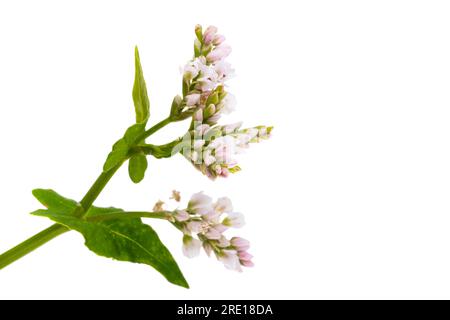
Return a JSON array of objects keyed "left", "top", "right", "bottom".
[
  {"left": 103, "top": 138, "right": 128, "bottom": 171},
  {"left": 32, "top": 209, "right": 189, "bottom": 288},
  {"left": 32, "top": 189, "right": 80, "bottom": 214},
  {"left": 132, "top": 46, "right": 150, "bottom": 124},
  {"left": 103, "top": 123, "right": 147, "bottom": 172},
  {"left": 123, "top": 123, "right": 145, "bottom": 145}
]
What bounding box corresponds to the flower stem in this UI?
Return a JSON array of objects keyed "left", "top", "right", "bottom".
[
  {"left": 86, "top": 211, "right": 171, "bottom": 222},
  {"left": 136, "top": 117, "right": 172, "bottom": 142},
  {"left": 0, "top": 117, "right": 174, "bottom": 270}
]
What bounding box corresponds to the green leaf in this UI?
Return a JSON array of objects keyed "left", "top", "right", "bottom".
[
  {"left": 32, "top": 189, "right": 80, "bottom": 215},
  {"left": 103, "top": 123, "right": 147, "bottom": 172},
  {"left": 85, "top": 205, "right": 124, "bottom": 218},
  {"left": 123, "top": 123, "right": 145, "bottom": 145},
  {"left": 132, "top": 46, "right": 150, "bottom": 124},
  {"left": 103, "top": 138, "right": 129, "bottom": 171},
  {"left": 32, "top": 208, "right": 189, "bottom": 288},
  {"left": 128, "top": 153, "right": 148, "bottom": 183}
]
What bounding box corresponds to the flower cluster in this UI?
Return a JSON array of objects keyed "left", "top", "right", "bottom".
[
  {"left": 181, "top": 25, "right": 235, "bottom": 125},
  {"left": 167, "top": 192, "right": 253, "bottom": 271},
  {"left": 171, "top": 25, "right": 273, "bottom": 179},
  {"left": 182, "top": 122, "right": 273, "bottom": 179}
]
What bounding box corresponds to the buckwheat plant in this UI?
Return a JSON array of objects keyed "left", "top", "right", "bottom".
[{"left": 0, "top": 25, "right": 271, "bottom": 288}]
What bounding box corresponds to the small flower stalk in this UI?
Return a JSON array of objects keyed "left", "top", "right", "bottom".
[{"left": 0, "top": 25, "right": 271, "bottom": 289}]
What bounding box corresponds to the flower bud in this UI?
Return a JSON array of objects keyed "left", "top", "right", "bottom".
[
  {"left": 203, "top": 26, "right": 218, "bottom": 45},
  {"left": 203, "top": 104, "right": 216, "bottom": 119},
  {"left": 194, "top": 39, "right": 202, "bottom": 57},
  {"left": 194, "top": 24, "right": 203, "bottom": 42},
  {"left": 213, "top": 34, "right": 226, "bottom": 46},
  {"left": 206, "top": 45, "right": 232, "bottom": 62},
  {"left": 206, "top": 92, "right": 219, "bottom": 105},
  {"left": 169, "top": 95, "right": 183, "bottom": 119}
]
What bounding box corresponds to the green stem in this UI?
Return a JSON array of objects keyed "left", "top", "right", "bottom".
[
  {"left": 0, "top": 117, "right": 173, "bottom": 270},
  {"left": 87, "top": 211, "right": 171, "bottom": 222},
  {"left": 0, "top": 224, "right": 68, "bottom": 269},
  {"left": 79, "top": 163, "right": 123, "bottom": 212},
  {"left": 136, "top": 117, "right": 171, "bottom": 142}
]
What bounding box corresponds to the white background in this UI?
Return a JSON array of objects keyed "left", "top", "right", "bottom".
[{"left": 1, "top": 0, "right": 450, "bottom": 299}]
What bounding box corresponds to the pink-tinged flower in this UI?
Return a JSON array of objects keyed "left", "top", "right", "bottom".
[
  {"left": 182, "top": 235, "right": 202, "bottom": 258},
  {"left": 238, "top": 250, "right": 253, "bottom": 261},
  {"left": 238, "top": 250, "right": 254, "bottom": 267},
  {"left": 193, "top": 109, "right": 203, "bottom": 122},
  {"left": 214, "top": 197, "right": 233, "bottom": 214},
  {"left": 174, "top": 210, "right": 190, "bottom": 222},
  {"left": 222, "top": 212, "right": 245, "bottom": 228},
  {"left": 185, "top": 93, "right": 201, "bottom": 106},
  {"left": 188, "top": 192, "right": 213, "bottom": 215},
  {"left": 186, "top": 221, "right": 202, "bottom": 233},
  {"left": 213, "top": 34, "right": 226, "bottom": 46},
  {"left": 231, "top": 237, "right": 250, "bottom": 251},
  {"left": 206, "top": 45, "right": 232, "bottom": 63},
  {"left": 240, "top": 259, "right": 254, "bottom": 268},
  {"left": 218, "top": 249, "right": 242, "bottom": 272},
  {"left": 203, "top": 26, "right": 218, "bottom": 45},
  {"left": 205, "top": 226, "right": 222, "bottom": 240}
]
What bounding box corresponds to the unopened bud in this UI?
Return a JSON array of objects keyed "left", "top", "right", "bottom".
[
  {"left": 203, "top": 104, "right": 216, "bottom": 118},
  {"left": 195, "top": 24, "right": 203, "bottom": 42},
  {"left": 206, "top": 92, "right": 219, "bottom": 105}
]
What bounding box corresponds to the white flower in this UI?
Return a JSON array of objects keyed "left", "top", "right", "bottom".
[
  {"left": 218, "top": 249, "right": 242, "bottom": 272},
  {"left": 183, "top": 63, "right": 199, "bottom": 81},
  {"left": 182, "top": 235, "right": 202, "bottom": 258},
  {"left": 188, "top": 192, "right": 213, "bottom": 215},
  {"left": 217, "top": 93, "right": 236, "bottom": 114},
  {"left": 214, "top": 197, "right": 233, "bottom": 214},
  {"left": 214, "top": 60, "right": 234, "bottom": 80},
  {"left": 193, "top": 139, "right": 205, "bottom": 150},
  {"left": 197, "top": 79, "right": 217, "bottom": 92},
  {"left": 222, "top": 212, "right": 245, "bottom": 228},
  {"left": 204, "top": 154, "right": 216, "bottom": 166}
]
